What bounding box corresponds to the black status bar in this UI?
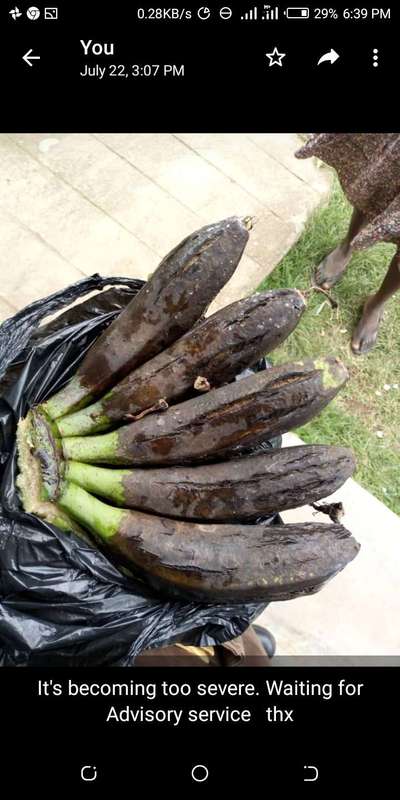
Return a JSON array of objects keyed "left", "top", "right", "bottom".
[{"left": 4, "top": 3, "right": 396, "bottom": 25}]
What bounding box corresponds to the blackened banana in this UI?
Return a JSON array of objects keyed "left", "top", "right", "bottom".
[
  {"left": 57, "top": 289, "right": 305, "bottom": 436},
  {"left": 42, "top": 216, "right": 251, "bottom": 419},
  {"left": 62, "top": 357, "right": 348, "bottom": 466},
  {"left": 65, "top": 444, "right": 355, "bottom": 521},
  {"left": 58, "top": 482, "right": 360, "bottom": 603}
]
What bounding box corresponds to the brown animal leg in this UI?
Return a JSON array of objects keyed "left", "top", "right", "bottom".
[
  {"left": 352, "top": 246, "right": 400, "bottom": 355},
  {"left": 315, "top": 207, "right": 366, "bottom": 289}
]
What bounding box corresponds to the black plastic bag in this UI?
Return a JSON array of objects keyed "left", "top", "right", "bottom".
[{"left": 0, "top": 275, "right": 278, "bottom": 666}]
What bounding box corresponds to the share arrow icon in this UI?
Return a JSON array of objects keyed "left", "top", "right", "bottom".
[{"left": 317, "top": 49, "right": 340, "bottom": 66}]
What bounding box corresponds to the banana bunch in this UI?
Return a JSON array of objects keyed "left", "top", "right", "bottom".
[{"left": 17, "top": 218, "right": 359, "bottom": 602}]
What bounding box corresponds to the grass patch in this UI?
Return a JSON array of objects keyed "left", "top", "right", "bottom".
[{"left": 259, "top": 178, "right": 400, "bottom": 515}]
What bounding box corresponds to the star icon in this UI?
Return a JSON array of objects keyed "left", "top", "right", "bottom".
[{"left": 265, "top": 47, "right": 286, "bottom": 66}]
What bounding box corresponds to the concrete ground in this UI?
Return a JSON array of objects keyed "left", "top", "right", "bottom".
[
  {"left": 0, "top": 133, "right": 329, "bottom": 316},
  {"left": 0, "top": 133, "right": 398, "bottom": 656}
]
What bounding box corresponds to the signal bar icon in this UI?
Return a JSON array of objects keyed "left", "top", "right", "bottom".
[
  {"left": 241, "top": 5, "right": 280, "bottom": 20},
  {"left": 263, "top": 5, "right": 279, "bottom": 19},
  {"left": 241, "top": 5, "right": 258, "bottom": 20}
]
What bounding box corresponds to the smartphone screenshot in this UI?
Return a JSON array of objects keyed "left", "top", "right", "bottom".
[{"left": 1, "top": 1, "right": 398, "bottom": 791}]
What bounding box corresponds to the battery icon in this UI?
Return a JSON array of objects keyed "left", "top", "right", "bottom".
[{"left": 285, "top": 7, "right": 310, "bottom": 18}]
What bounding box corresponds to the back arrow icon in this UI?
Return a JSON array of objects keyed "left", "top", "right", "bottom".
[
  {"left": 317, "top": 49, "right": 340, "bottom": 65},
  {"left": 23, "top": 49, "right": 41, "bottom": 67}
]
